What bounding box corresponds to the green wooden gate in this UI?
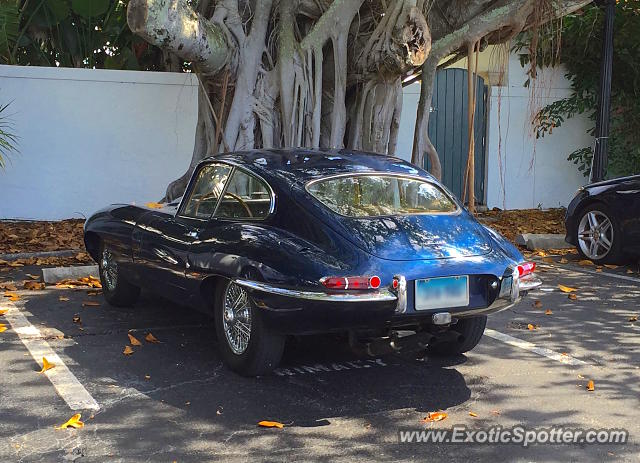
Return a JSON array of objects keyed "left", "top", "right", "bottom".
[{"left": 425, "top": 68, "right": 488, "bottom": 204}]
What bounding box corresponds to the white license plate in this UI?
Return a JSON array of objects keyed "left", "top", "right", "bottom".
[{"left": 415, "top": 276, "right": 469, "bottom": 311}]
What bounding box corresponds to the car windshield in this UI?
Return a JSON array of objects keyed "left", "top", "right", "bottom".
[{"left": 306, "top": 174, "right": 457, "bottom": 218}]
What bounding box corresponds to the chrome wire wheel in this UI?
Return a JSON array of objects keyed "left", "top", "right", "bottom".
[
  {"left": 101, "top": 248, "right": 118, "bottom": 291},
  {"left": 577, "top": 210, "right": 614, "bottom": 260},
  {"left": 222, "top": 283, "right": 252, "bottom": 355}
]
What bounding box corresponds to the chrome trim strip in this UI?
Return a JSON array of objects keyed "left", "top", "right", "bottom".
[
  {"left": 394, "top": 275, "right": 407, "bottom": 314},
  {"left": 519, "top": 273, "right": 543, "bottom": 291},
  {"left": 234, "top": 279, "right": 398, "bottom": 303}
]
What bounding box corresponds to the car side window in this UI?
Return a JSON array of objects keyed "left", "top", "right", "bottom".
[
  {"left": 181, "top": 164, "right": 232, "bottom": 219},
  {"left": 215, "top": 168, "right": 272, "bottom": 220}
]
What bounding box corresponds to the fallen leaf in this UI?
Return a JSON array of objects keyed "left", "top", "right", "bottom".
[
  {"left": 39, "top": 357, "right": 55, "bottom": 373},
  {"left": 23, "top": 281, "right": 45, "bottom": 290},
  {"left": 578, "top": 259, "right": 595, "bottom": 266},
  {"left": 258, "top": 420, "right": 284, "bottom": 428},
  {"left": 558, "top": 285, "right": 577, "bottom": 293},
  {"left": 542, "top": 257, "right": 554, "bottom": 264},
  {"left": 86, "top": 290, "right": 101, "bottom": 296},
  {"left": 533, "top": 300, "right": 543, "bottom": 308},
  {"left": 25, "top": 274, "right": 40, "bottom": 280},
  {"left": 491, "top": 410, "right": 501, "bottom": 416},
  {"left": 59, "top": 296, "right": 70, "bottom": 302},
  {"left": 55, "top": 414, "right": 84, "bottom": 429},
  {"left": 123, "top": 345, "right": 134, "bottom": 356},
  {"left": 628, "top": 315, "right": 638, "bottom": 322},
  {"left": 144, "top": 375, "right": 151, "bottom": 380},
  {"left": 82, "top": 301, "right": 100, "bottom": 307},
  {"left": 469, "top": 412, "right": 478, "bottom": 417},
  {"left": 627, "top": 269, "right": 634, "bottom": 274},
  {"left": 558, "top": 258, "right": 569, "bottom": 264},
  {"left": 145, "top": 332, "right": 160, "bottom": 344},
  {"left": 0, "top": 283, "right": 17, "bottom": 291},
  {"left": 3, "top": 291, "right": 20, "bottom": 301},
  {"left": 527, "top": 323, "right": 538, "bottom": 330},
  {"left": 423, "top": 411, "right": 448, "bottom": 423},
  {"left": 604, "top": 264, "right": 618, "bottom": 269},
  {"left": 568, "top": 293, "right": 578, "bottom": 301},
  {"left": 0, "top": 309, "right": 7, "bottom": 316},
  {"left": 0, "top": 324, "right": 7, "bottom": 333},
  {"left": 545, "top": 309, "right": 553, "bottom": 315},
  {"left": 145, "top": 202, "right": 165, "bottom": 209},
  {"left": 128, "top": 333, "right": 142, "bottom": 346},
  {"left": 577, "top": 374, "right": 585, "bottom": 379},
  {"left": 72, "top": 315, "right": 81, "bottom": 324},
  {"left": 587, "top": 380, "right": 595, "bottom": 391},
  {"left": 596, "top": 268, "right": 602, "bottom": 273}
]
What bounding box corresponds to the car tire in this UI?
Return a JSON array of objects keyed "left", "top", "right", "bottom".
[
  {"left": 575, "top": 204, "right": 623, "bottom": 264},
  {"left": 214, "top": 280, "right": 285, "bottom": 376},
  {"left": 98, "top": 243, "right": 140, "bottom": 307},
  {"left": 428, "top": 315, "right": 487, "bottom": 356}
]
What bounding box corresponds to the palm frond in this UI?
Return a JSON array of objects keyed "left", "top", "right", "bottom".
[{"left": 0, "top": 1, "right": 19, "bottom": 63}]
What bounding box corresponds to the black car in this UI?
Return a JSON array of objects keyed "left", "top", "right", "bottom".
[
  {"left": 84, "top": 149, "right": 540, "bottom": 375},
  {"left": 565, "top": 174, "right": 640, "bottom": 264}
]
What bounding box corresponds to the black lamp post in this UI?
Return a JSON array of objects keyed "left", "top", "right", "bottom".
[{"left": 591, "top": 0, "right": 615, "bottom": 182}]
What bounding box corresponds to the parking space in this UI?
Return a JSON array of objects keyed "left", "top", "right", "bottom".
[{"left": 1, "top": 260, "right": 639, "bottom": 461}]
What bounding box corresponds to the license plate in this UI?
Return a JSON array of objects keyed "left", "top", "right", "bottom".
[{"left": 415, "top": 276, "right": 469, "bottom": 311}]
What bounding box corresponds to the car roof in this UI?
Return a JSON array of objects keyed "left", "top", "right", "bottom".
[{"left": 202, "top": 148, "right": 432, "bottom": 185}]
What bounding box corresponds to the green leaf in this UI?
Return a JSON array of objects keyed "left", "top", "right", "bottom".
[
  {"left": 0, "top": 2, "right": 18, "bottom": 62},
  {"left": 71, "top": 0, "right": 109, "bottom": 19}
]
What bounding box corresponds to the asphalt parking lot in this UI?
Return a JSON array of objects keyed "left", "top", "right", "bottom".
[{"left": 1, "top": 257, "right": 639, "bottom": 462}]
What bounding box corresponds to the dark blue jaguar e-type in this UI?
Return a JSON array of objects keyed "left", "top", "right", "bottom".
[{"left": 84, "top": 149, "right": 541, "bottom": 375}]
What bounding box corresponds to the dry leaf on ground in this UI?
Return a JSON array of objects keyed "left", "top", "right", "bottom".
[
  {"left": 55, "top": 413, "right": 84, "bottom": 430},
  {"left": 128, "top": 333, "right": 142, "bottom": 346},
  {"left": 72, "top": 315, "right": 81, "bottom": 324},
  {"left": 145, "top": 333, "right": 160, "bottom": 343},
  {"left": 423, "top": 412, "right": 448, "bottom": 423},
  {"left": 25, "top": 274, "right": 40, "bottom": 280},
  {"left": 39, "top": 357, "right": 55, "bottom": 373},
  {"left": 123, "top": 346, "right": 134, "bottom": 355},
  {"left": 3, "top": 291, "right": 20, "bottom": 301},
  {"left": 604, "top": 264, "right": 618, "bottom": 269},
  {"left": 545, "top": 309, "right": 553, "bottom": 315},
  {"left": 527, "top": 323, "right": 538, "bottom": 330},
  {"left": 469, "top": 412, "right": 478, "bottom": 417},
  {"left": 82, "top": 301, "right": 100, "bottom": 307},
  {"left": 258, "top": 420, "right": 284, "bottom": 428},
  {"left": 628, "top": 315, "right": 638, "bottom": 322},
  {"left": 568, "top": 293, "right": 578, "bottom": 300},
  {"left": 59, "top": 296, "right": 70, "bottom": 302},
  {"left": 24, "top": 281, "right": 45, "bottom": 290},
  {"left": 533, "top": 300, "right": 543, "bottom": 308},
  {"left": 0, "top": 283, "right": 17, "bottom": 291},
  {"left": 586, "top": 380, "right": 595, "bottom": 391},
  {"left": 558, "top": 285, "right": 577, "bottom": 293},
  {"left": 0, "top": 323, "right": 7, "bottom": 333},
  {"left": 0, "top": 309, "right": 7, "bottom": 316},
  {"left": 578, "top": 260, "right": 595, "bottom": 266}
]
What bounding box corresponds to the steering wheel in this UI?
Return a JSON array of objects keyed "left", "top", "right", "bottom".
[{"left": 223, "top": 191, "right": 253, "bottom": 218}]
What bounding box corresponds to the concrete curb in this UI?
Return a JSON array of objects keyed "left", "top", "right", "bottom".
[
  {"left": 515, "top": 233, "right": 573, "bottom": 251},
  {"left": 0, "top": 249, "right": 84, "bottom": 261},
  {"left": 42, "top": 265, "right": 99, "bottom": 284}
]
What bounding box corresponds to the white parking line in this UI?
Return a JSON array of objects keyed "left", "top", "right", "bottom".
[
  {"left": 2, "top": 304, "right": 100, "bottom": 411},
  {"left": 484, "top": 328, "right": 587, "bottom": 366}
]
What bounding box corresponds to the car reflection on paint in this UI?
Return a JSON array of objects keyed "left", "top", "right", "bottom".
[{"left": 84, "top": 149, "right": 541, "bottom": 376}]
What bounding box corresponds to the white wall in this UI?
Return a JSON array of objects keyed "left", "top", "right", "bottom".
[
  {"left": 485, "top": 54, "right": 592, "bottom": 210},
  {"left": 0, "top": 65, "right": 197, "bottom": 220}
]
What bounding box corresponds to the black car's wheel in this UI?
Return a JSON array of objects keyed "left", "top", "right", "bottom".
[
  {"left": 214, "top": 280, "right": 285, "bottom": 376},
  {"left": 99, "top": 243, "right": 140, "bottom": 307},
  {"left": 575, "top": 204, "right": 623, "bottom": 264},
  {"left": 428, "top": 316, "right": 487, "bottom": 356}
]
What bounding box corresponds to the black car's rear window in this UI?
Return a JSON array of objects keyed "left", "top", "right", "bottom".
[{"left": 306, "top": 174, "right": 457, "bottom": 218}]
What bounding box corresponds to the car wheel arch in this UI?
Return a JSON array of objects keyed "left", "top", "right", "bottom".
[{"left": 84, "top": 231, "right": 101, "bottom": 262}]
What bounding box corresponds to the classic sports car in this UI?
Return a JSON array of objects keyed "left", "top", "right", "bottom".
[
  {"left": 84, "top": 149, "right": 541, "bottom": 376},
  {"left": 565, "top": 174, "right": 640, "bottom": 264}
]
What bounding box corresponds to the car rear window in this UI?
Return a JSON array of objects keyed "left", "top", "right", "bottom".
[{"left": 306, "top": 174, "right": 457, "bottom": 217}]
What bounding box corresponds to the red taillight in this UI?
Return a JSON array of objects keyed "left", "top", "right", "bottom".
[
  {"left": 517, "top": 262, "right": 536, "bottom": 277},
  {"left": 320, "top": 276, "right": 381, "bottom": 290},
  {"left": 392, "top": 278, "right": 399, "bottom": 289}
]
